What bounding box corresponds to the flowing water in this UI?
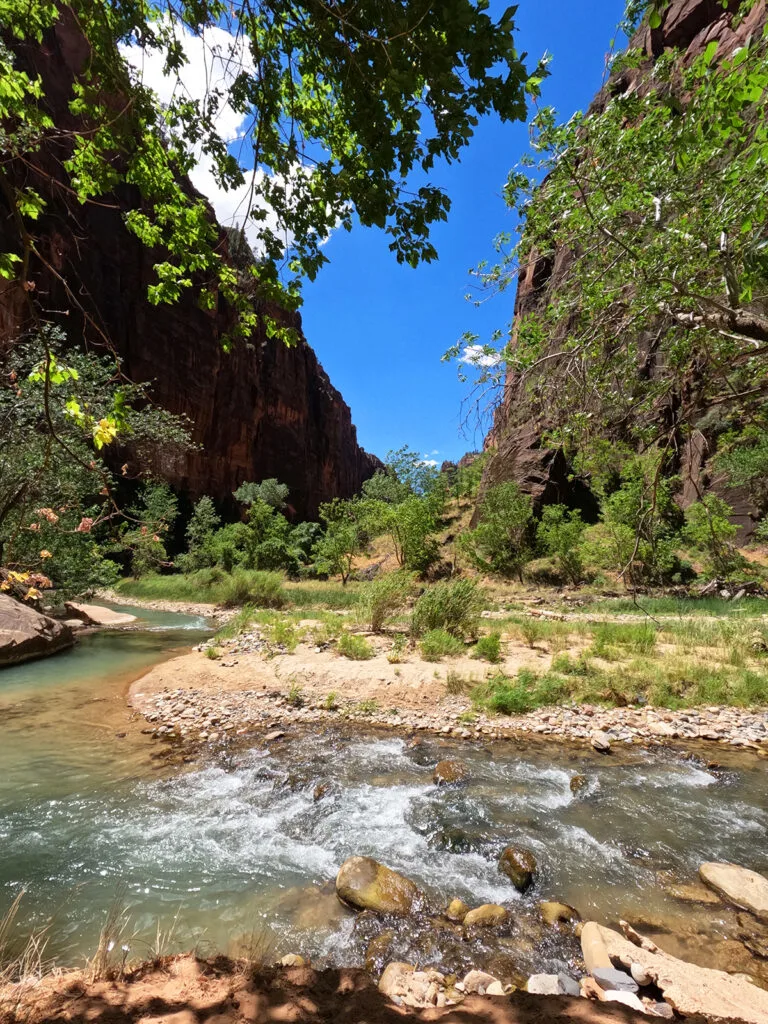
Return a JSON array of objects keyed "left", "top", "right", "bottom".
[{"left": 1, "top": 609, "right": 767, "bottom": 982}]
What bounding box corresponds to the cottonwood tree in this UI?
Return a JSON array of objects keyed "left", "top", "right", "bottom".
[{"left": 450, "top": 11, "right": 768, "bottom": 495}]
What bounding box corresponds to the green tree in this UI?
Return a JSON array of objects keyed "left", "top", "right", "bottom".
[
  {"left": 123, "top": 483, "right": 179, "bottom": 577},
  {"left": 452, "top": 12, "right": 768, "bottom": 513},
  {"left": 178, "top": 495, "right": 221, "bottom": 570},
  {"left": 361, "top": 471, "right": 411, "bottom": 506},
  {"left": 460, "top": 482, "right": 533, "bottom": 580},
  {"left": 2, "top": 1, "right": 541, "bottom": 342},
  {"left": 0, "top": 330, "right": 189, "bottom": 596},
  {"left": 537, "top": 504, "right": 586, "bottom": 585},
  {"left": 367, "top": 495, "right": 439, "bottom": 574},
  {"left": 684, "top": 495, "right": 744, "bottom": 578},
  {"left": 234, "top": 479, "right": 290, "bottom": 511}
]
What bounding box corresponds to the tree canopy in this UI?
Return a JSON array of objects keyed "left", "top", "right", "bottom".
[
  {"left": 451, "top": 9, "right": 768, "bottom": 498},
  {"left": 1, "top": 0, "right": 542, "bottom": 344}
]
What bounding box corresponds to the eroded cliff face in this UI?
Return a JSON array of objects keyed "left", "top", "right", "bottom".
[
  {"left": 0, "top": 14, "right": 379, "bottom": 519},
  {"left": 480, "top": 0, "right": 765, "bottom": 534}
]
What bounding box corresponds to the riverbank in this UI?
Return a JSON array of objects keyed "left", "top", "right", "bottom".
[
  {"left": 129, "top": 640, "right": 768, "bottom": 755},
  {"left": 1, "top": 953, "right": 653, "bottom": 1024}
]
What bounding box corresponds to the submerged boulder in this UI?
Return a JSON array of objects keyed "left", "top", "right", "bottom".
[
  {"left": 432, "top": 760, "right": 468, "bottom": 785},
  {"left": 539, "top": 901, "right": 581, "bottom": 928},
  {"left": 336, "top": 856, "right": 423, "bottom": 916},
  {"left": 463, "top": 904, "right": 508, "bottom": 928},
  {"left": 0, "top": 594, "right": 74, "bottom": 667},
  {"left": 699, "top": 862, "right": 768, "bottom": 920},
  {"left": 499, "top": 846, "right": 537, "bottom": 892}
]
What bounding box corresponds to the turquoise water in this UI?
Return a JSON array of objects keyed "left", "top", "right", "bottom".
[{"left": 0, "top": 611, "right": 767, "bottom": 982}]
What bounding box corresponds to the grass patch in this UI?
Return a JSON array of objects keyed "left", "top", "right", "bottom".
[
  {"left": 419, "top": 628, "right": 465, "bottom": 662},
  {"left": 284, "top": 581, "right": 362, "bottom": 609},
  {"left": 116, "top": 569, "right": 286, "bottom": 609},
  {"left": 337, "top": 631, "right": 374, "bottom": 660},
  {"left": 472, "top": 632, "right": 502, "bottom": 663},
  {"left": 473, "top": 669, "right": 569, "bottom": 715},
  {"left": 411, "top": 578, "right": 484, "bottom": 639},
  {"left": 322, "top": 691, "right": 339, "bottom": 710},
  {"left": 286, "top": 682, "right": 305, "bottom": 707},
  {"left": 357, "top": 571, "right": 416, "bottom": 632},
  {"left": 387, "top": 633, "right": 408, "bottom": 664},
  {"left": 590, "top": 622, "right": 657, "bottom": 659},
  {"left": 204, "top": 646, "right": 221, "bottom": 660},
  {"left": 265, "top": 619, "right": 302, "bottom": 652}
]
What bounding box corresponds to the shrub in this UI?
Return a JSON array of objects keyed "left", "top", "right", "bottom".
[
  {"left": 387, "top": 633, "right": 408, "bottom": 664},
  {"left": 286, "top": 682, "right": 304, "bottom": 707},
  {"left": 684, "top": 495, "right": 745, "bottom": 578},
  {"left": 205, "top": 646, "right": 221, "bottom": 660},
  {"left": 519, "top": 618, "right": 544, "bottom": 648},
  {"left": 446, "top": 670, "right": 471, "bottom": 694},
  {"left": 474, "top": 669, "right": 568, "bottom": 715},
  {"left": 323, "top": 691, "right": 339, "bottom": 710},
  {"left": 411, "top": 577, "right": 484, "bottom": 639},
  {"left": 358, "top": 570, "right": 416, "bottom": 631},
  {"left": 472, "top": 632, "right": 502, "bottom": 663},
  {"left": 419, "top": 628, "right": 464, "bottom": 661},
  {"left": 219, "top": 570, "right": 286, "bottom": 608},
  {"left": 266, "top": 619, "right": 301, "bottom": 652},
  {"left": 337, "top": 631, "right": 374, "bottom": 660},
  {"left": 537, "top": 504, "right": 587, "bottom": 585},
  {"left": 458, "top": 481, "right": 533, "bottom": 579}
]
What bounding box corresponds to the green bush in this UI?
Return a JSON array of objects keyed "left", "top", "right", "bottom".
[
  {"left": 537, "top": 504, "right": 587, "bottom": 585},
  {"left": 411, "top": 577, "right": 484, "bottom": 639},
  {"left": 219, "top": 570, "right": 286, "bottom": 608},
  {"left": 419, "top": 628, "right": 464, "bottom": 661},
  {"left": 684, "top": 495, "right": 745, "bottom": 578},
  {"left": 458, "top": 482, "right": 533, "bottom": 579},
  {"left": 337, "top": 631, "right": 374, "bottom": 660},
  {"left": 358, "top": 570, "right": 416, "bottom": 631},
  {"left": 474, "top": 669, "right": 567, "bottom": 715},
  {"left": 472, "top": 632, "right": 502, "bottom": 663}
]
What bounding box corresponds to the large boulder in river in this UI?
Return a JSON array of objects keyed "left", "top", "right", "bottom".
[
  {"left": 336, "top": 856, "right": 423, "bottom": 916},
  {"left": 64, "top": 602, "right": 136, "bottom": 626},
  {"left": 462, "top": 904, "right": 508, "bottom": 928},
  {"left": 499, "top": 845, "right": 537, "bottom": 892},
  {"left": 0, "top": 594, "right": 74, "bottom": 667},
  {"left": 699, "top": 862, "right": 768, "bottom": 920}
]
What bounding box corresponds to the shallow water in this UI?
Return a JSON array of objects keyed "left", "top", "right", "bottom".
[{"left": 1, "top": 614, "right": 767, "bottom": 981}]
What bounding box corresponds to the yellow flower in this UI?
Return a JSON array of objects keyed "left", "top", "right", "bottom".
[{"left": 39, "top": 549, "right": 52, "bottom": 559}]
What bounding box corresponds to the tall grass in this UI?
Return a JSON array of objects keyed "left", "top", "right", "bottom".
[{"left": 411, "top": 578, "right": 484, "bottom": 639}]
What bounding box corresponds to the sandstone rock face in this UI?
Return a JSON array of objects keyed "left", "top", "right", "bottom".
[
  {"left": 335, "top": 856, "right": 422, "bottom": 916},
  {"left": 0, "top": 15, "right": 379, "bottom": 520},
  {"left": 479, "top": 0, "right": 767, "bottom": 537},
  {"left": 699, "top": 862, "right": 768, "bottom": 920},
  {"left": 0, "top": 595, "right": 74, "bottom": 667}
]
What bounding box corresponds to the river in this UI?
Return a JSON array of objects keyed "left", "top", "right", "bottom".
[{"left": 0, "top": 607, "right": 767, "bottom": 984}]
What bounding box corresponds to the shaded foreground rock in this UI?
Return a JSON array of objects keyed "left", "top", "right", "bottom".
[
  {"left": 378, "top": 962, "right": 450, "bottom": 1008},
  {"left": 597, "top": 920, "right": 768, "bottom": 1024},
  {"left": 0, "top": 594, "right": 74, "bottom": 667},
  {"left": 336, "top": 856, "right": 423, "bottom": 916},
  {"left": 700, "top": 862, "right": 768, "bottom": 921}
]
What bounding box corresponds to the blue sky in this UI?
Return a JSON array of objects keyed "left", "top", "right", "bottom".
[{"left": 300, "top": 0, "right": 628, "bottom": 466}]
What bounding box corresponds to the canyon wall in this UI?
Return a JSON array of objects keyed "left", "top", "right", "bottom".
[
  {"left": 0, "top": 13, "right": 379, "bottom": 519},
  {"left": 480, "top": 0, "right": 765, "bottom": 534}
]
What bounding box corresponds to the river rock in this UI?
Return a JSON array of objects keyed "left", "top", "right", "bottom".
[
  {"left": 463, "top": 904, "right": 508, "bottom": 928},
  {"left": 64, "top": 602, "right": 136, "bottom": 626},
  {"left": 601, "top": 991, "right": 646, "bottom": 1013},
  {"left": 581, "top": 921, "right": 613, "bottom": 972},
  {"left": 539, "top": 901, "right": 580, "bottom": 928},
  {"left": 699, "top": 862, "right": 768, "bottom": 920},
  {"left": 365, "top": 930, "right": 395, "bottom": 973},
  {"left": 278, "top": 954, "right": 306, "bottom": 967},
  {"left": 378, "top": 962, "right": 448, "bottom": 1008},
  {"left": 445, "top": 898, "right": 469, "bottom": 922},
  {"left": 432, "top": 759, "right": 468, "bottom": 785},
  {"left": 592, "top": 966, "right": 639, "bottom": 993},
  {"left": 570, "top": 774, "right": 588, "bottom": 794},
  {"left": 336, "top": 856, "right": 422, "bottom": 916},
  {"left": 0, "top": 594, "right": 74, "bottom": 667},
  {"left": 461, "top": 970, "right": 503, "bottom": 995},
  {"left": 597, "top": 920, "right": 768, "bottom": 1024},
  {"left": 591, "top": 731, "right": 612, "bottom": 753},
  {"left": 527, "top": 973, "right": 580, "bottom": 996},
  {"left": 499, "top": 846, "right": 537, "bottom": 892}
]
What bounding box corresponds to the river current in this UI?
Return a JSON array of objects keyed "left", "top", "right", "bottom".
[{"left": 0, "top": 608, "right": 766, "bottom": 982}]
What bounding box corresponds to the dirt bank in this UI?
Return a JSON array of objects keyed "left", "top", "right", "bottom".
[
  {"left": 128, "top": 637, "right": 768, "bottom": 754},
  {"left": 1, "top": 954, "right": 653, "bottom": 1024}
]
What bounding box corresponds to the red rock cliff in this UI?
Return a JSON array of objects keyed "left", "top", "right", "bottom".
[
  {"left": 0, "top": 13, "right": 379, "bottom": 519},
  {"left": 480, "top": 0, "right": 766, "bottom": 533}
]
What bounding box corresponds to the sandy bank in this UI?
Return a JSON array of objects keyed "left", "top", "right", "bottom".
[
  {"left": 1, "top": 953, "right": 652, "bottom": 1024},
  {"left": 128, "top": 639, "right": 768, "bottom": 754}
]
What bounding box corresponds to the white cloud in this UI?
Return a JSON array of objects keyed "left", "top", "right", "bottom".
[
  {"left": 459, "top": 344, "right": 502, "bottom": 368},
  {"left": 419, "top": 459, "right": 439, "bottom": 468},
  {"left": 119, "top": 23, "right": 286, "bottom": 254}
]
